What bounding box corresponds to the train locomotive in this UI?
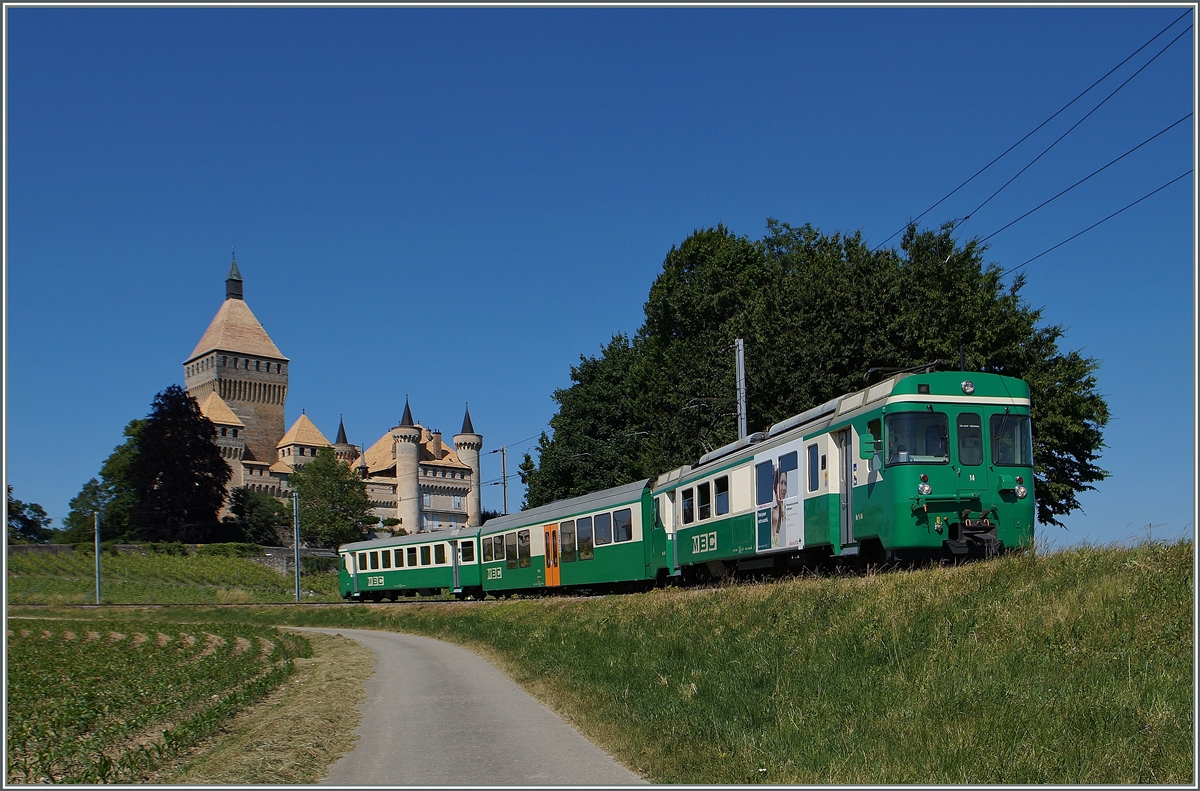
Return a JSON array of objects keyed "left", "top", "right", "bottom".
[{"left": 339, "top": 368, "right": 1035, "bottom": 601}]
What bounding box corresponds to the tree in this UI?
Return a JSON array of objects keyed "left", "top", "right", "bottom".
[
  {"left": 127, "top": 385, "right": 231, "bottom": 542},
  {"left": 224, "top": 487, "right": 289, "bottom": 545},
  {"left": 59, "top": 419, "right": 146, "bottom": 542},
  {"left": 287, "top": 447, "right": 373, "bottom": 548},
  {"left": 520, "top": 220, "right": 1109, "bottom": 527},
  {"left": 7, "top": 486, "right": 52, "bottom": 544}
]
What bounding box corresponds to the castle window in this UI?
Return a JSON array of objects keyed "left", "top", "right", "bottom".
[
  {"left": 454, "top": 495, "right": 462, "bottom": 509},
  {"left": 221, "top": 356, "right": 227, "bottom": 366},
  {"left": 220, "top": 427, "right": 227, "bottom": 437},
  {"left": 232, "top": 429, "right": 238, "bottom": 437},
  {"left": 423, "top": 493, "right": 431, "bottom": 508},
  {"left": 255, "top": 360, "right": 260, "bottom": 371}
]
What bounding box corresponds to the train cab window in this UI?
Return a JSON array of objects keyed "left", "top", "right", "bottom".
[
  {"left": 594, "top": 512, "right": 612, "bottom": 546},
  {"left": 461, "top": 541, "right": 475, "bottom": 563},
  {"left": 394, "top": 549, "right": 404, "bottom": 567},
  {"left": 505, "top": 533, "right": 519, "bottom": 569},
  {"left": 715, "top": 477, "right": 729, "bottom": 516},
  {"left": 369, "top": 552, "right": 379, "bottom": 570},
  {"left": 957, "top": 413, "right": 983, "bottom": 466},
  {"left": 577, "top": 517, "right": 594, "bottom": 560},
  {"left": 343, "top": 554, "right": 352, "bottom": 572},
  {"left": 516, "top": 530, "right": 531, "bottom": 568},
  {"left": 483, "top": 537, "right": 494, "bottom": 562},
  {"left": 807, "top": 445, "right": 820, "bottom": 492},
  {"left": 697, "top": 482, "right": 711, "bottom": 521},
  {"left": 407, "top": 547, "right": 418, "bottom": 566},
  {"left": 682, "top": 488, "right": 695, "bottom": 524},
  {"left": 435, "top": 544, "right": 446, "bottom": 564},
  {"left": 420, "top": 546, "right": 432, "bottom": 566},
  {"left": 756, "top": 462, "right": 774, "bottom": 505},
  {"left": 885, "top": 412, "right": 949, "bottom": 465},
  {"left": 991, "top": 413, "right": 1033, "bottom": 466},
  {"left": 381, "top": 550, "right": 392, "bottom": 569},
  {"left": 613, "top": 508, "right": 633, "bottom": 542},
  {"left": 561, "top": 520, "right": 577, "bottom": 561}
]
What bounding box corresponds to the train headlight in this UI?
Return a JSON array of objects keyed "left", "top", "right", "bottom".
[
  {"left": 1015, "top": 484, "right": 1028, "bottom": 499},
  {"left": 961, "top": 380, "right": 975, "bottom": 395},
  {"left": 918, "top": 482, "right": 932, "bottom": 496}
]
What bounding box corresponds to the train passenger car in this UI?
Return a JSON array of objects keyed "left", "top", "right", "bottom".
[
  {"left": 477, "top": 479, "right": 664, "bottom": 595},
  {"left": 655, "top": 368, "right": 1035, "bottom": 575},
  {"left": 339, "top": 526, "right": 481, "bottom": 601}
]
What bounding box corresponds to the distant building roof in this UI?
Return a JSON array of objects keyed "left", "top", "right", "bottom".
[
  {"left": 197, "top": 392, "right": 245, "bottom": 427},
  {"left": 186, "top": 297, "right": 288, "bottom": 363},
  {"left": 278, "top": 413, "right": 333, "bottom": 449}
]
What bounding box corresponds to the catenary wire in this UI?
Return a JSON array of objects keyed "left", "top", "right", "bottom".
[
  {"left": 979, "top": 112, "right": 1192, "bottom": 245},
  {"left": 870, "top": 9, "right": 1193, "bottom": 252},
  {"left": 954, "top": 24, "right": 1192, "bottom": 233},
  {"left": 999, "top": 170, "right": 1192, "bottom": 277}
]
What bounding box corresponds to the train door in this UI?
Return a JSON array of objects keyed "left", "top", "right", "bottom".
[
  {"left": 955, "top": 411, "right": 989, "bottom": 497},
  {"left": 450, "top": 540, "right": 461, "bottom": 592},
  {"left": 838, "top": 429, "right": 855, "bottom": 547},
  {"left": 543, "top": 524, "right": 560, "bottom": 587}
]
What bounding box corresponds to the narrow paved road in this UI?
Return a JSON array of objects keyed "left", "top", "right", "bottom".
[{"left": 298, "top": 628, "right": 646, "bottom": 785}]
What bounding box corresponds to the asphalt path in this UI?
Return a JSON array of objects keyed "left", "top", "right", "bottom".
[{"left": 298, "top": 628, "right": 646, "bottom": 786}]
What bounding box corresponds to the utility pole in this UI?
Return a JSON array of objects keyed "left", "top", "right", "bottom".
[
  {"left": 94, "top": 511, "right": 101, "bottom": 605},
  {"left": 735, "top": 338, "right": 747, "bottom": 440},
  {"left": 293, "top": 491, "right": 301, "bottom": 602},
  {"left": 501, "top": 446, "right": 509, "bottom": 515}
]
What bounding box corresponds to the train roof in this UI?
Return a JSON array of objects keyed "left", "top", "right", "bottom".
[
  {"left": 339, "top": 525, "right": 476, "bottom": 553},
  {"left": 478, "top": 478, "right": 650, "bottom": 536}
]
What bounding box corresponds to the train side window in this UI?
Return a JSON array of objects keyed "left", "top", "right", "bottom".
[
  {"left": 369, "top": 551, "right": 379, "bottom": 570},
  {"left": 483, "top": 537, "right": 494, "bottom": 562},
  {"left": 594, "top": 512, "right": 612, "bottom": 545},
  {"left": 756, "top": 461, "right": 774, "bottom": 505},
  {"left": 420, "top": 546, "right": 431, "bottom": 566},
  {"left": 577, "top": 517, "right": 594, "bottom": 560},
  {"left": 357, "top": 553, "right": 366, "bottom": 571},
  {"left": 407, "top": 547, "right": 418, "bottom": 566},
  {"left": 697, "top": 482, "right": 711, "bottom": 521},
  {"left": 435, "top": 544, "right": 447, "bottom": 564},
  {"left": 517, "top": 530, "right": 531, "bottom": 567},
  {"left": 613, "top": 508, "right": 633, "bottom": 542},
  {"left": 381, "top": 550, "right": 392, "bottom": 569},
  {"left": 394, "top": 549, "right": 404, "bottom": 567},
  {"left": 561, "top": 520, "right": 577, "bottom": 562},
  {"left": 957, "top": 413, "right": 983, "bottom": 466},
  {"left": 505, "top": 533, "right": 518, "bottom": 569},
  {"left": 682, "top": 488, "right": 695, "bottom": 524},
  {"left": 715, "top": 476, "right": 729, "bottom": 515},
  {"left": 808, "top": 444, "right": 820, "bottom": 492},
  {"left": 461, "top": 541, "right": 475, "bottom": 563}
]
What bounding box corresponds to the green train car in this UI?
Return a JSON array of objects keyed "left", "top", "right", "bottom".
[
  {"left": 654, "top": 368, "right": 1035, "bottom": 577},
  {"left": 340, "top": 368, "right": 1035, "bottom": 600}
]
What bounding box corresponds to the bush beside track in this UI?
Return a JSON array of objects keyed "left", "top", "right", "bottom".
[{"left": 7, "top": 541, "right": 1192, "bottom": 783}]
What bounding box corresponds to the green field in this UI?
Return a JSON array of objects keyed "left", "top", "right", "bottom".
[
  {"left": 6, "top": 549, "right": 341, "bottom": 604},
  {"left": 7, "top": 540, "right": 1193, "bottom": 784},
  {"left": 5, "top": 617, "right": 310, "bottom": 783}
]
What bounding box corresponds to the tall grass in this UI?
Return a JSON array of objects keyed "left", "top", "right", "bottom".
[
  {"left": 6, "top": 551, "right": 340, "bottom": 604},
  {"left": 15, "top": 541, "right": 1192, "bottom": 784}
]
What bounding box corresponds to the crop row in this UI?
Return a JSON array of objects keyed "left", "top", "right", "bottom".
[{"left": 5, "top": 618, "right": 311, "bottom": 783}]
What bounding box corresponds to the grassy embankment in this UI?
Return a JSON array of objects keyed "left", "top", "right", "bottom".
[
  {"left": 8, "top": 541, "right": 1193, "bottom": 783},
  {"left": 5, "top": 548, "right": 341, "bottom": 604}
]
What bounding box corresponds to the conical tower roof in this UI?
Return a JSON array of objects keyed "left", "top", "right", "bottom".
[
  {"left": 186, "top": 298, "right": 287, "bottom": 363},
  {"left": 400, "top": 397, "right": 415, "bottom": 427},
  {"left": 335, "top": 416, "right": 348, "bottom": 445},
  {"left": 459, "top": 403, "right": 476, "bottom": 435}
]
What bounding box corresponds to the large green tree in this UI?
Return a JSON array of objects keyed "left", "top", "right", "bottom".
[
  {"left": 7, "top": 486, "right": 53, "bottom": 544},
  {"left": 224, "top": 487, "right": 289, "bottom": 546},
  {"left": 287, "top": 447, "right": 373, "bottom": 548},
  {"left": 521, "top": 221, "right": 1109, "bottom": 527},
  {"left": 128, "top": 385, "right": 231, "bottom": 542},
  {"left": 59, "top": 419, "right": 146, "bottom": 542}
]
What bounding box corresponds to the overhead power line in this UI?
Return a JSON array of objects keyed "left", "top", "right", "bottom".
[
  {"left": 1000, "top": 170, "right": 1192, "bottom": 277},
  {"left": 871, "top": 9, "right": 1193, "bottom": 251},
  {"left": 980, "top": 113, "right": 1192, "bottom": 244}
]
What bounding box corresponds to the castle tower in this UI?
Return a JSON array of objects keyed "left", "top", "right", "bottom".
[
  {"left": 453, "top": 404, "right": 484, "bottom": 527},
  {"left": 184, "top": 258, "right": 289, "bottom": 467},
  {"left": 394, "top": 397, "right": 422, "bottom": 533},
  {"left": 333, "top": 416, "right": 357, "bottom": 465}
]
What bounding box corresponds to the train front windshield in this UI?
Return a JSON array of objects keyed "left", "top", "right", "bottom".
[{"left": 885, "top": 412, "right": 949, "bottom": 465}]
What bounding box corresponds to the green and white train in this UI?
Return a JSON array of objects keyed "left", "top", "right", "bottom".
[{"left": 339, "top": 368, "right": 1035, "bottom": 600}]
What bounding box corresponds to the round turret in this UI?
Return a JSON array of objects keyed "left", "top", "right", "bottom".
[{"left": 453, "top": 404, "right": 483, "bottom": 527}]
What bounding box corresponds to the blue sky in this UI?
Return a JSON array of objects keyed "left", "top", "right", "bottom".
[{"left": 5, "top": 6, "right": 1195, "bottom": 549}]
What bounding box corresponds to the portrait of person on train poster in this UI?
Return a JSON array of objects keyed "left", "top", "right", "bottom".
[{"left": 754, "top": 442, "right": 804, "bottom": 552}]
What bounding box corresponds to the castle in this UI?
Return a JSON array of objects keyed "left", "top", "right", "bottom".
[{"left": 182, "top": 260, "right": 482, "bottom": 534}]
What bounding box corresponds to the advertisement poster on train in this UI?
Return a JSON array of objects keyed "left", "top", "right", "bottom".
[{"left": 754, "top": 440, "right": 804, "bottom": 553}]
